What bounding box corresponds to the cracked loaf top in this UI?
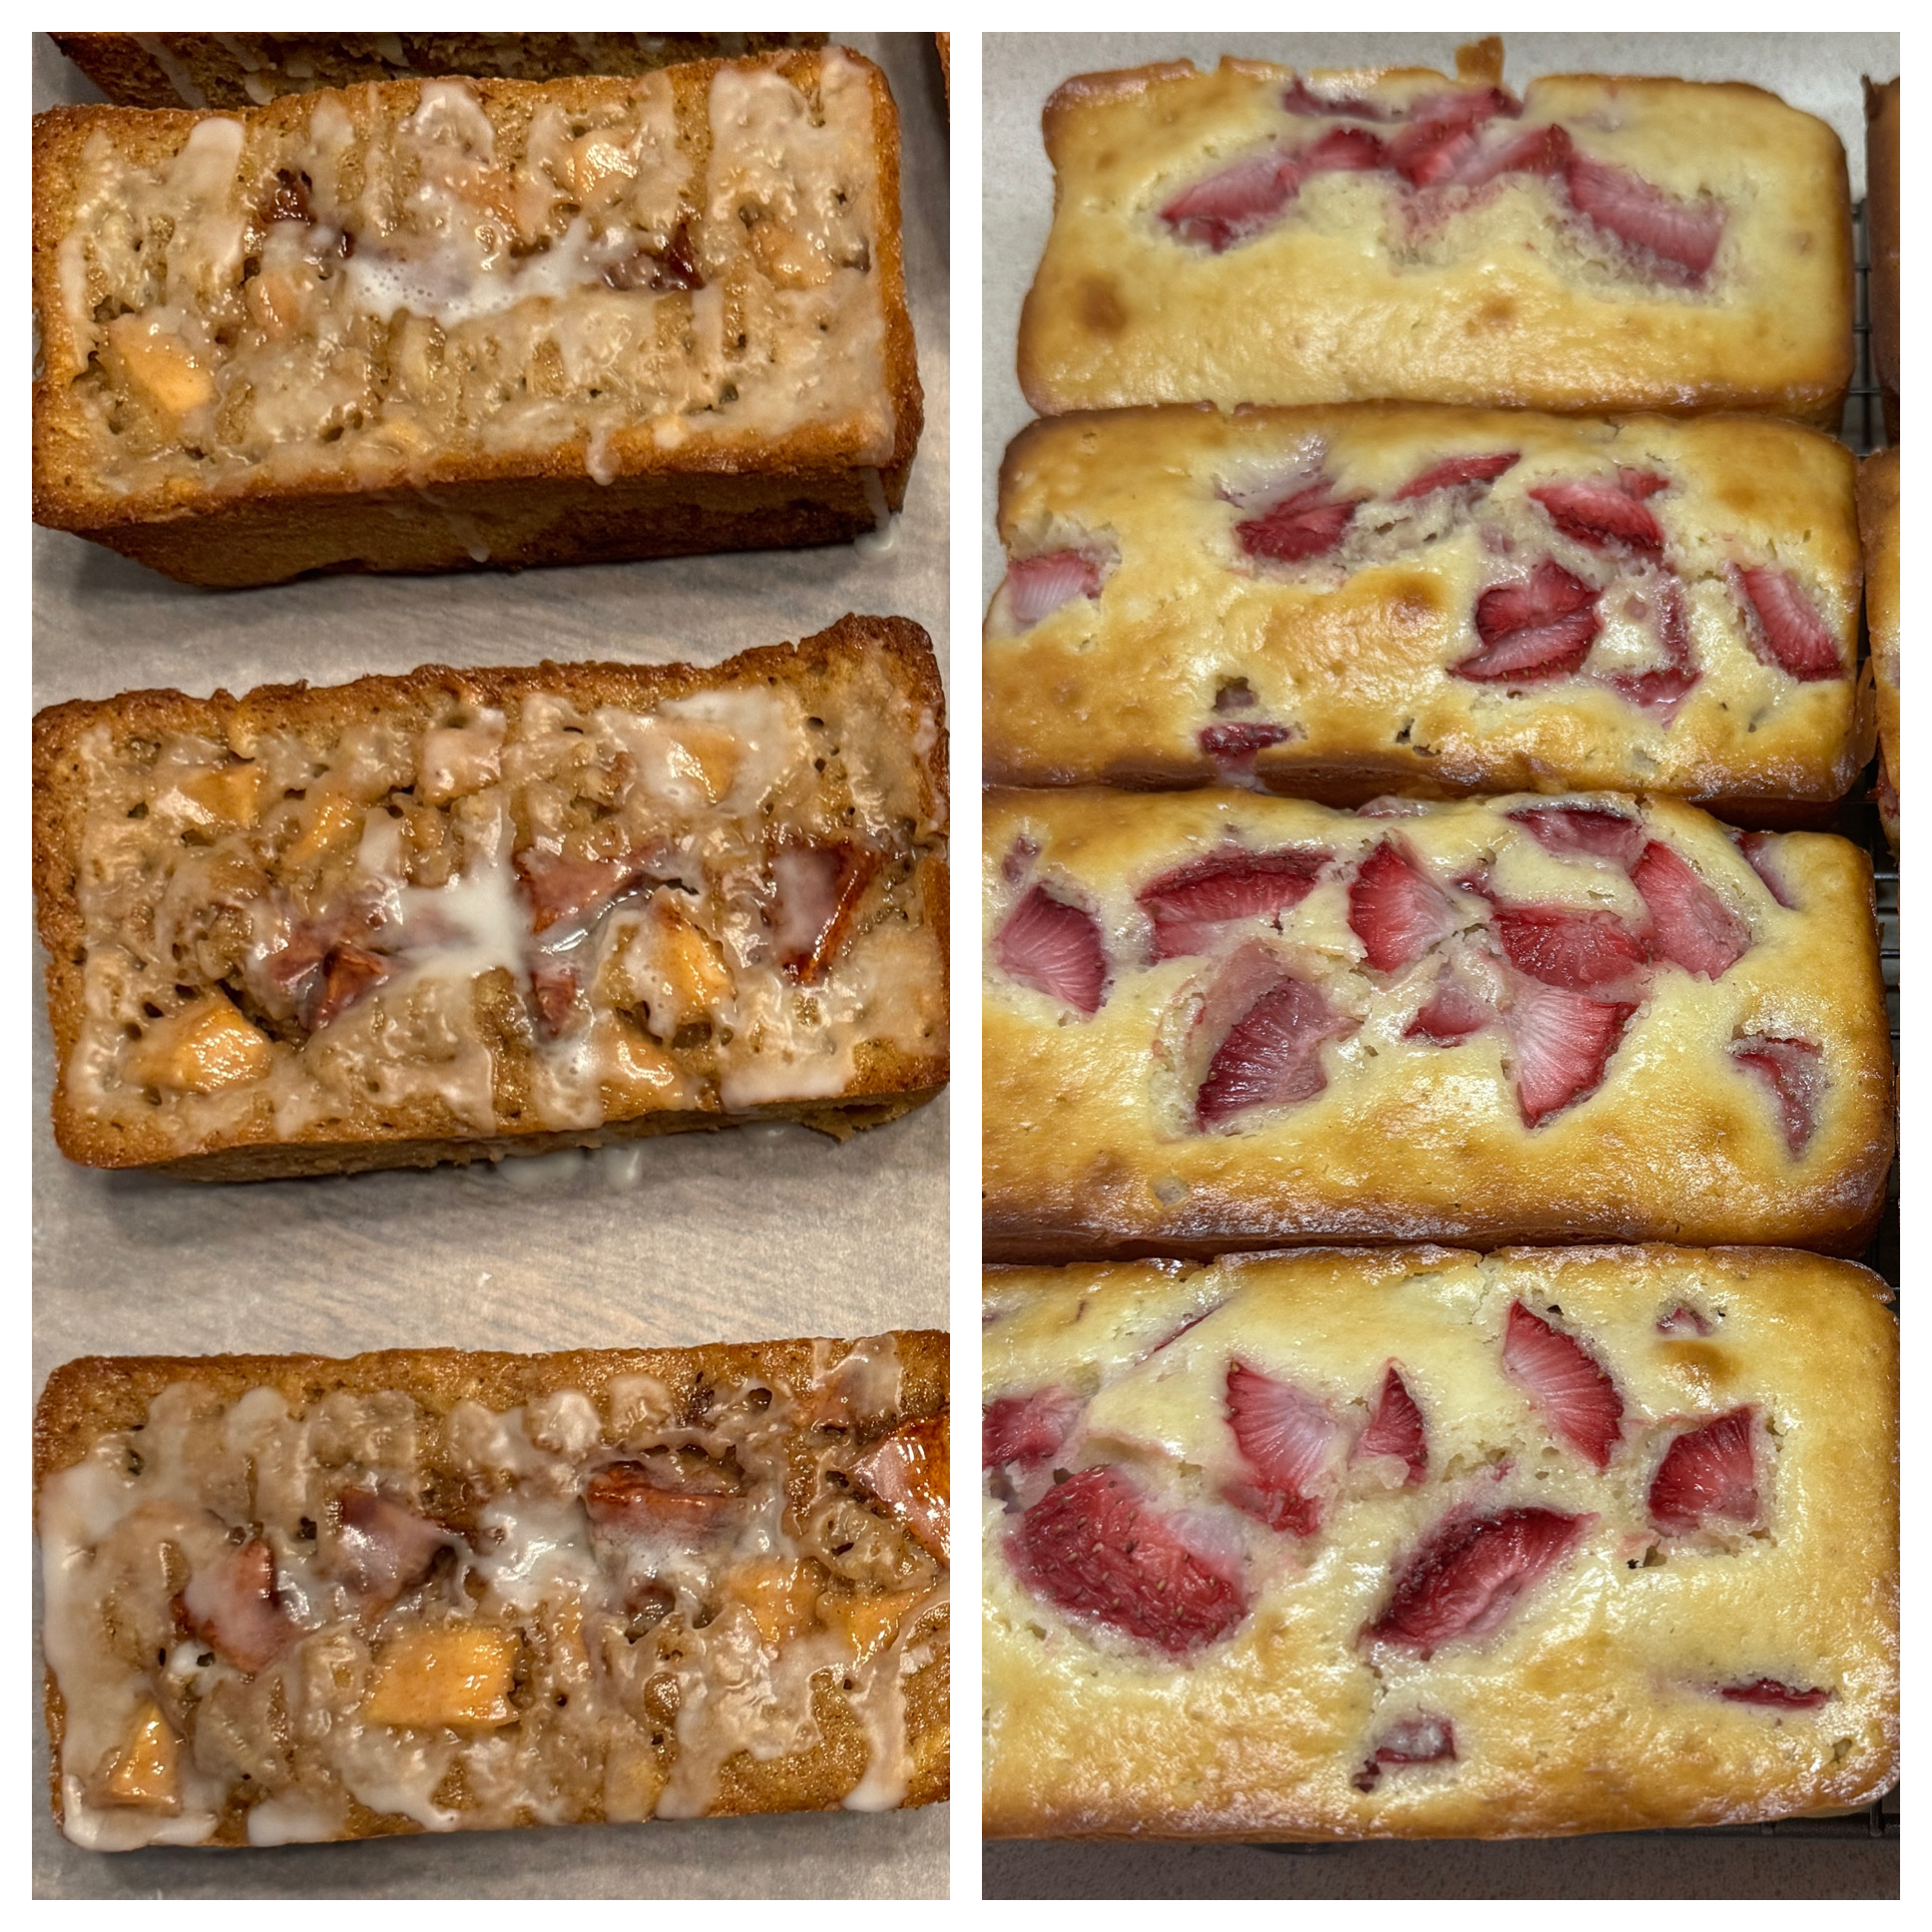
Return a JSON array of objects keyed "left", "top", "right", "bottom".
[
  {"left": 981, "top": 1247, "right": 1896, "bottom": 1839},
  {"left": 36, "top": 1332, "right": 948, "bottom": 1849},
  {"left": 33, "top": 617, "right": 948, "bottom": 1177},
  {"left": 32, "top": 48, "right": 918, "bottom": 529},
  {"left": 982, "top": 786, "right": 1890, "bottom": 1258},
  {"left": 1017, "top": 44, "right": 1852, "bottom": 423},
  {"left": 986, "top": 405, "right": 1868, "bottom": 810}
]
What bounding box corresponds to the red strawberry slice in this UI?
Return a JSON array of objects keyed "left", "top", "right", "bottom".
[
  {"left": 1719, "top": 1680, "right": 1831, "bottom": 1710},
  {"left": 1649, "top": 1406, "right": 1761, "bottom": 1535},
  {"left": 1304, "top": 125, "right": 1387, "bottom": 172},
  {"left": 1236, "top": 481, "right": 1366, "bottom": 562},
  {"left": 1494, "top": 905, "right": 1648, "bottom": 994},
  {"left": 1462, "top": 120, "right": 1572, "bottom": 184},
  {"left": 1734, "top": 832, "right": 1796, "bottom": 910},
  {"left": 1509, "top": 806, "right": 1646, "bottom": 870},
  {"left": 1656, "top": 1305, "right": 1713, "bottom": 1337},
  {"left": 1565, "top": 153, "right": 1724, "bottom": 281},
  {"left": 1139, "top": 848, "right": 1328, "bottom": 961},
  {"left": 1223, "top": 1359, "right": 1343, "bottom": 1537},
  {"left": 1363, "top": 1506, "right": 1593, "bottom": 1656},
  {"left": 1457, "top": 561, "right": 1603, "bottom": 683},
  {"left": 1529, "top": 478, "right": 1666, "bottom": 554},
  {"left": 1734, "top": 566, "right": 1842, "bottom": 682},
  {"left": 1006, "top": 550, "right": 1103, "bottom": 627},
  {"left": 181, "top": 1538, "right": 301, "bottom": 1675},
  {"left": 1405, "top": 965, "right": 1494, "bottom": 1044},
  {"left": 1619, "top": 468, "right": 1671, "bottom": 501},
  {"left": 1388, "top": 88, "right": 1515, "bottom": 186},
  {"left": 995, "top": 884, "right": 1108, "bottom": 1016},
  {"left": 1352, "top": 1711, "right": 1456, "bottom": 1790},
  {"left": 1502, "top": 1301, "right": 1625, "bottom": 1468},
  {"left": 1161, "top": 149, "right": 1302, "bottom": 250},
  {"left": 1505, "top": 973, "right": 1636, "bottom": 1127},
  {"left": 1608, "top": 665, "right": 1701, "bottom": 724},
  {"left": 1731, "top": 1035, "right": 1823, "bottom": 1155},
  {"left": 1006, "top": 1464, "right": 1249, "bottom": 1655},
  {"left": 1358, "top": 1364, "right": 1428, "bottom": 1485},
  {"left": 983, "top": 1387, "right": 1084, "bottom": 1470},
  {"left": 1348, "top": 839, "right": 1459, "bottom": 973},
  {"left": 1631, "top": 840, "right": 1749, "bottom": 979},
  {"left": 1394, "top": 451, "right": 1519, "bottom": 500},
  {"left": 1196, "top": 957, "right": 1358, "bottom": 1128}
]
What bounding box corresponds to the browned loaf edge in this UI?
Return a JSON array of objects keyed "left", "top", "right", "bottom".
[
  {"left": 32, "top": 613, "right": 950, "bottom": 1179},
  {"left": 36, "top": 1332, "right": 950, "bottom": 1837},
  {"left": 1864, "top": 76, "right": 1900, "bottom": 432},
  {"left": 31, "top": 51, "right": 922, "bottom": 587}
]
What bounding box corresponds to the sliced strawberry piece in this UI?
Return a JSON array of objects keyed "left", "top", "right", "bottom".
[
  {"left": 325, "top": 1490, "right": 448, "bottom": 1606},
  {"left": 1352, "top": 1712, "right": 1456, "bottom": 1790},
  {"left": 529, "top": 960, "right": 579, "bottom": 1037},
  {"left": 181, "top": 1539, "right": 301, "bottom": 1674},
  {"left": 995, "top": 884, "right": 1108, "bottom": 1016},
  {"left": 1608, "top": 665, "right": 1700, "bottom": 724},
  {"left": 1006, "top": 1464, "right": 1248, "bottom": 1655},
  {"left": 1388, "top": 88, "right": 1515, "bottom": 186},
  {"left": 1494, "top": 905, "right": 1647, "bottom": 994},
  {"left": 1475, "top": 560, "right": 1601, "bottom": 643},
  {"left": 1656, "top": 1305, "right": 1713, "bottom": 1337},
  {"left": 1358, "top": 1365, "right": 1428, "bottom": 1485},
  {"left": 1393, "top": 451, "right": 1519, "bottom": 500},
  {"left": 1649, "top": 1406, "right": 1761, "bottom": 1535},
  {"left": 983, "top": 1387, "right": 1085, "bottom": 1470},
  {"left": 1505, "top": 974, "right": 1636, "bottom": 1127},
  {"left": 1304, "top": 125, "right": 1387, "bottom": 172},
  {"left": 304, "top": 942, "right": 395, "bottom": 1030},
  {"left": 1363, "top": 1506, "right": 1593, "bottom": 1657},
  {"left": 1619, "top": 468, "right": 1671, "bottom": 501},
  {"left": 1139, "top": 848, "right": 1327, "bottom": 961},
  {"left": 1223, "top": 1359, "right": 1343, "bottom": 1537},
  {"left": 1348, "top": 839, "right": 1458, "bottom": 973},
  {"left": 1196, "top": 955, "right": 1358, "bottom": 1128},
  {"left": 1405, "top": 965, "right": 1494, "bottom": 1044},
  {"left": 1502, "top": 1300, "right": 1625, "bottom": 1468},
  {"left": 1529, "top": 478, "right": 1666, "bottom": 554},
  {"left": 1734, "top": 567, "right": 1842, "bottom": 682},
  {"left": 1719, "top": 1680, "right": 1831, "bottom": 1710},
  {"left": 852, "top": 1412, "right": 950, "bottom": 1562},
  {"left": 768, "top": 840, "right": 878, "bottom": 984},
  {"left": 1463, "top": 120, "right": 1572, "bottom": 183},
  {"left": 1161, "top": 149, "right": 1301, "bottom": 251},
  {"left": 1734, "top": 832, "right": 1796, "bottom": 910},
  {"left": 1198, "top": 720, "right": 1295, "bottom": 775},
  {"left": 1508, "top": 805, "right": 1646, "bottom": 870},
  {"left": 1006, "top": 550, "right": 1104, "bottom": 628},
  {"left": 1236, "top": 481, "right": 1366, "bottom": 563},
  {"left": 1731, "top": 1035, "right": 1823, "bottom": 1155},
  {"left": 1631, "top": 840, "right": 1749, "bottom": 979},
  {"left": 1565, "top": 153, "right": 1724, "bottom": 281},
  {"left": 1457, "top": 561, "right": 1602, "bottom": 683}
]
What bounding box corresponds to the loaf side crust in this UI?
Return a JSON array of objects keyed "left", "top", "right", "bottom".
[
  {"left": 1857, "top": 447, "right": 1900, "bottom": 852},
  {"left": 1864, "top": 76, "right": 1899, "bottom": 432}
]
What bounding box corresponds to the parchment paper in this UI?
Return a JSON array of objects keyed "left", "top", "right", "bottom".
[
  {"left": 31, "top": 29, "right": 951, "bottom": 1900},
  {"left": 980, "top": 31, "right": 1898, "bottom": 1902}
]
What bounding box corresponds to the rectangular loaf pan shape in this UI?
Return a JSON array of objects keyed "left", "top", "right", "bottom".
[
  {"left": 1017, "top": 43, "right": 1851, "bottom": 425},
  {"left": 32, "top": 48, "right": 920, "bottom": 587},
  {"left": 37, "top": 1331, "right": 949, "bottom": 1848},
  {"left": 982, "top": 1246, "right": 1896, "bottom": 1839},
  {"left": 983, "top": 787, "right": 1891, "bottom": 1258},
  {"left": 34, "top": 614, "right": 948, "bottom": 1179},
  {"left": 987, "top": 405, "right": 1870, "bottom": 819}
]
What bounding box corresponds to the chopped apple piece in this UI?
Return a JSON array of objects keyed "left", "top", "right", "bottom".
[
  {"left": 364, "top": 1627, "right": 518, "bottom": 1728},
  {"left": 181, "top": 762, "right": 266, "bottom": 828},
  {"left": 131, "top": 1000, "right": 273, "bottom": 1095},
  {"left": 821, "top": 1589, "right": 918, "bottom": 1663},
  {"left": 107, "top": 314, "right": 215, "bottom": 420},
  {"left": 102, "top": 1699, "right": 183, "bottom": 1811},
  {"left": 666, "top": 725, "right": 740, "bottom": 804},
  {"left": 281, "top": 786, "right": 363, "bottom": 870},
  {"left": 726, "top": 1559, "right": 817, "bottom": 1647}
]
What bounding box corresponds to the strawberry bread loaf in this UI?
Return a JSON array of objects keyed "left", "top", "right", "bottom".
[
  {"left": 987, "top": 404, "right": 1868, "bottom": 815},
  {"left": 983, "top": 787, "right": 1891, "bottom": 1259},
  {"left": 1018, "top": 42, "right": 1852, "bottom": 425},
  {"left": 982, "top": 1247, "right": 1897, "bottom": 1838},
  {"left": 33, "top": 617, "right": 948, "bottom": 1179},
  {"left": 37, "top": 1331, "right": 949, "bottom": 1847},
  {"left": 31, "top": 48, "right": 920, "bottom": 585}
]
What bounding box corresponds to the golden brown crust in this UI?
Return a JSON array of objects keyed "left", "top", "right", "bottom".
[
  {"left": 1865, "top": 77, "right": 1899, "bottom": 434},
  {"left": 1019, "top": 58, "right": 1853, "bottom": 426},
  {"left": 31, "top": 52, "right": 921, "bottom": 587},
  {"left": 981, "top": 1247, "right": 1896, "bottom": 1840},
  {"left": 35, "top": 615, "right": 949, "bottom": 1177},
  {"left": 1857, "top": 447, "right": 1900, "bottom": 852}
]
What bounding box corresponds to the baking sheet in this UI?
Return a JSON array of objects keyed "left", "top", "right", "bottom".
[
  {"left": 980, "top": 30, "right": 1898, "bottom": 1901},
  {"left": 31, "top": 29, "right": 951, "bottom": 1900}
]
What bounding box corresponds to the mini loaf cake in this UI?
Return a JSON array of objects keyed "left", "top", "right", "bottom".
[
  {"left": 987, "top": 405, "right": 1869, "bottom": 815},
  {"left": 1017, "top": 41, "right": 1852, "bottom": 425},
  {"left": 1864, "top": 77, "right": 1899, "bottom": 437},
  {"left": 34, "top": 616, "right": 948, "bottom": 1180},
  {"left": 32, "top": 49, "right": 920, "bottom": 586},
  {"left": 982, "top": 1247, "right": 1896, "bottom": 1839},
  {"left": 52, "top": 33, "right": 829, "bottom": 110},
  {"left": 1858, "top": 448, "right": 1899, "bottom": 851},
  {"left": 36, "top": 1331, "right": 949, "bottom": 1848},
  {"left": 983, "top": 787, "right": 1891, "bottom": 1259}
]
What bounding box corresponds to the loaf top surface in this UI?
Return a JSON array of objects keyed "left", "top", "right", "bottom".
[
  {"left": 982, "top": 786, "right": 1891, "bottom": 1256},
  {"left": 33, "top": 48, "right": 919, "bottom": 527},
  {"left": 986, "top": 404, "right": 1866, "bottom": 803},
  {"left": 981, "top": 1246, "right": 1897, "bottom": 1839},
  {"left": 33, "top": 616, "right": 948, "bottom": 1169},
  {"left": 1017, "top": 56, "right": 1852, "bottom": 422},
  {"left": 37, "top": 1332, "right": 949, "bottom": 1848}
]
